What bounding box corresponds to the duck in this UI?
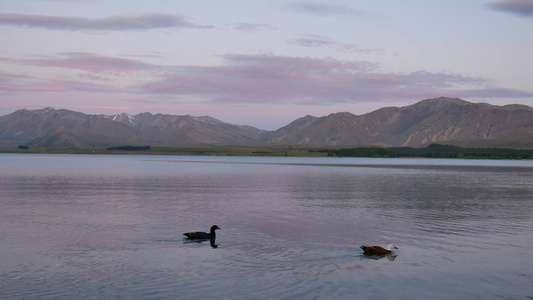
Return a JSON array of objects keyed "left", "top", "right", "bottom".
[
  {"left": 183, "top": 225, "right": 220, "bottom": 239},
  {"left": 360, "top": 244, "right": 398, "bottom": 256}
]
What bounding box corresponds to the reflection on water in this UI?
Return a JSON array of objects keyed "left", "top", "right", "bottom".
[
  {"left": 0, "top": 154, "right": 532, "bottom": 299},
  {"left": 360, "top": 253, "right": 398, "bottom": 261},
  {"left": 183, "top": 238, "right": 219, "bottom": 248}
]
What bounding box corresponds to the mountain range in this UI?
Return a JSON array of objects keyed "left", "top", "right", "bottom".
[{"left": 1, "top": 97, "right": 532, "bottom": 149}]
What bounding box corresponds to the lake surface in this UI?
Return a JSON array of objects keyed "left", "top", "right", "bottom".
[{"left": 1, "top": 154, "right": 532, "bottom": 299}]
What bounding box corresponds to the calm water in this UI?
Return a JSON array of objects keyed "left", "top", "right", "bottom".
[{"left": 1, "top": 154, "right": 532, "bottom": 299}]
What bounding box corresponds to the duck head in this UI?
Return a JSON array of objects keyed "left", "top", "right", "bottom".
[{"left": 386, "top": 244, "right": 398, "bottom": 251}]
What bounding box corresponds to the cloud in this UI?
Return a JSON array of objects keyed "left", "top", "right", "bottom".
[
  {"left": 33, "top": 0, "right": 96, "bottom": 3},
  {"left": 134, "top": 54, "right": 527, "bottom": 104},
  {"left": 287, "top": 35, "right": 334, "bottom": 48},
  {"left": 118, "top": 52, "right": 168, "bottom": 59},
  {"left": 76, "top": 105, "right": 129, "bottom": 111},
  {"left": 458, "top": 87, "right": 533, "bottom": 98},
  {"left": 132, "top": 54, "right": 381, "bottom": 102},
  {"left": 0, "top": 75, "right": 119, "bottom": 94},
  {"left": 229, "top": 23, "right": 277, "bottom": 32},
  {"left": 3, "top": 52, "right": 159, "bottom": 73},
  {"left": 3, "top": 53, "right": 531, "bottom": 104},
  {"left": 0, "top": 72, "right": 34, "bottom": 79},
  {"left": 0, "top": 85, "right": 64, "bottom": 92},
  {"left": 287, "top": 34, "right": 385, "bottom": 54},
  {"left": 78, "top": 73, "right": 112, "bottom": 81},
  {"left": 289, "top": 2, "right": 362, "bottom": 16},
  {"left": 0, "top": 56, "right": 130, "bottom": 93},
  {"left": 487, "top": 0, "right": 533, "bottom": 17},
  {"left": 0, "top": 13, "right": 213, "bottom": 31},
  {"left": 0, "top": 72, "right": 61, "bottom": 92}
]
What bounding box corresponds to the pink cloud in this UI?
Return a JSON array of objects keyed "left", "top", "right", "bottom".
[
  {"left": 0, "top": 70, "right": 67, "bottom": 92},
  {"left": 2, "top": 52, "right": 158, "bottom": 74},
  {"left": 78, "top": 73, "right": 113, "bottom": 81},
  {"left": 46, "top": 78, "right": 121, "bottom": 93},
  {"left": 0, "top": 71, "right": 121, "bottom": 94},
  {"left": 28, "top": 52, "right": 144, "bottom": 73},
  {"left": 0, "top": 72, "right": 34, "bottom": 79},
  {"left": 145, "top": 106, "right": 212, "bottom": 112},
  {"left": 77, "top": 106, "right": 129, "bottom": 111},
  {"left": 0, "top": 13, "right": 214, "bottom": 31},
  {"left": 0, "top": 85, "right": 65, "bottom": 92},
  {"left": 2, "top": 52, "right": 531, "bottom": 105},
  {"left": 134, "top": 54, "right": 503, "bottom": 104}
]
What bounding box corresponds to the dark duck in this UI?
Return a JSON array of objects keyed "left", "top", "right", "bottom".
[
  {"left": 183, "top": 225, "right": 220, "bottom": 240},
  {"left": 360, "top": 244, "right": 398, "bottom": 256}
]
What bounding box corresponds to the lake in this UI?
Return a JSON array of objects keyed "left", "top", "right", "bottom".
[{"left": 1, "top": 154, "right": 532, "bottom": 299}]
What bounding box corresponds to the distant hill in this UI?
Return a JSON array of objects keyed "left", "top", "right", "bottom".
[
  {"left": 1, "top": 97, "right": 532, "bottom": 149},
  {"left": 265, "top": 97, "right": 533, "bottom": 148},
  {"left": 0, "top": 108, "right": 264, "bottom": 148}
]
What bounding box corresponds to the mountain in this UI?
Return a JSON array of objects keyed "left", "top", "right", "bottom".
[
  {"left": 0, "top": 108, "right": 151, "bottom": 148},
  {"left": 1, "top": 97, "right": 532, "bottom": 149},
  {"left": 0, "top": 108, "right": 264, "bottom": 148},
  {"left": 105, "top": 112, "right": 265, "bottom": 146},
  {"left": 264, "top": 97, "right": 533, "bottom": 148}
]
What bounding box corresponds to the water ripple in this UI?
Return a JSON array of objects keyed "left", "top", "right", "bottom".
[{"left": 1, "top": 154, "right": 533, "bottom": 299}]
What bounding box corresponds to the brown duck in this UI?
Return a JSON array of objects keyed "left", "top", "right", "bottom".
[{"left": 360, "top": 244, "right": 398, "bottom": 256}]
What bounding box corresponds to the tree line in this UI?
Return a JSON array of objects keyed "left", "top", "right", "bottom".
[{"left": 314, "top": 144, "right": 533, "bottom": 160}]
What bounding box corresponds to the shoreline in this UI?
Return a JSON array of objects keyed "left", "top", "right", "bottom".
[{"left": 1, "top": 144, "right": 532, "bottom": 160}]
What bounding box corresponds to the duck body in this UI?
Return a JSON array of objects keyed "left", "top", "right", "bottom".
[
  {"left": 183, "top": 225, "right": 220, "bottom": 240},
  {"left": 360, "top": 244, "right": 398, "bottom": 256}
]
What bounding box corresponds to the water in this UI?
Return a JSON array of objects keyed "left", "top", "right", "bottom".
[{"left": 1, "top": 154, "right": 532, "bottom": 299}]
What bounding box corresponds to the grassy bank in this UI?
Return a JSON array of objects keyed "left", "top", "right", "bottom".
[
  {"left": 2, "top": 144, "right": 532, "bottom": 159},
  {"left": 319, "top": 144, "right": 533, "bottom": 160},
  {"left": 0, "top": 145, "right": 334, "bottom": 157}
]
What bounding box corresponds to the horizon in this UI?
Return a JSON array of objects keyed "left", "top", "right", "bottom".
[
  {"left": 1, "top": 1, "right": 533, "bottom": 130},
  {"left": 4, "top": 96, "right": 531, "bottom": 131}
]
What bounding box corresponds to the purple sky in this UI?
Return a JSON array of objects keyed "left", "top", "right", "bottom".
[{"left": 1, "top": 0, "right": 532, "bottom": 130}]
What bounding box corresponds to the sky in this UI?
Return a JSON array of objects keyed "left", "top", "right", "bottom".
[{"left": 1, "top": 0, "right": 532, "bottom": 130}]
